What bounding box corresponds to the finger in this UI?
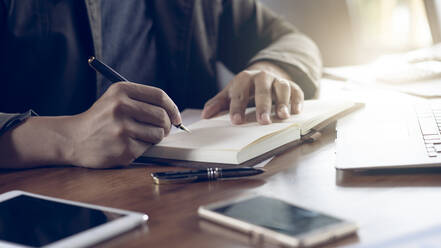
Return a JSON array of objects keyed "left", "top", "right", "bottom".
[
  {"left": 201, "top": 90, "right": 229, "bottom": 119},
  {"left": 125, "top": 119, "right": 166, "bottom": 145},
  {"left": 128, "top": 138, "right": 151, "bottom": 161},
  {"left": 125, "top": 98, "right": 172, "bottom": 135},
  {"left": 290, "top": 82, "right": 304, "bottom": 114},
  {"left": 253, "top": 71, "right": 273, "bottom": 125},
  {"left": 118, "top": 138, "right": 151, "bottom": 167},
  {"left": 228, "top": 71, "right": 253, "bottom": 125},
  {"left": 273, "top": 79, "right": 291, "bottom": 119},
  {"left": 120, "top": 82, "right": 182, "bottom": 126}
]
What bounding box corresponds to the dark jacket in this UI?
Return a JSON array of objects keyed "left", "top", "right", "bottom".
[{"left": 0, "top": 0, "right": 322, "bottom": 136}]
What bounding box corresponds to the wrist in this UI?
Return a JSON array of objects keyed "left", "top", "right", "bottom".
[
  {"left": 246, "top": 60, "right": 292, "bottom": 81},
  {"left": 43, "top": 115, "right": 78, "bottom": 166},
  {"left": 2, "top": 115, "right": 77, "bottom": 167}
]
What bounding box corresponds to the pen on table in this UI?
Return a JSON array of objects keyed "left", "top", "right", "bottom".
[
  {"left": 151, "top": 167, "right": 265, "bottom": 184},
  {"left": 87, "top": 56, "right": 191, "bottom": 133}
]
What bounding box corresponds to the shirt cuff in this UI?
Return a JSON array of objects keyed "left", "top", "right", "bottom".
[{"left": 0, "top": 110, "right": 38, "bottom": 136}]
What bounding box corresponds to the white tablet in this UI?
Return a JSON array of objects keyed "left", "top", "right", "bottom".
[{"left": 0, "top": 190, "right": 148, "bottom": 248}]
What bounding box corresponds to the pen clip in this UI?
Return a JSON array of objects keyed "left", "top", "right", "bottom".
[{"left": 151, "top": 173, "right": 199, "bottom": 185}]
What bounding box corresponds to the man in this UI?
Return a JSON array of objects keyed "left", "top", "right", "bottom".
[{"left": 0, "top": 0, "right": 321, "bottom": 168}]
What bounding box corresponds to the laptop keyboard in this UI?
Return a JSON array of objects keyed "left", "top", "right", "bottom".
[{"left": 416, "top": 104, "right": 441, "bottom": 157}]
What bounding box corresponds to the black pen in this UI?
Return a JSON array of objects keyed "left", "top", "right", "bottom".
[
  {"left": 88, "top": 56, "right": 191, "bottom": 133},
  {"left": 151, "top": 167, "right": 265, "bottom": 184}
]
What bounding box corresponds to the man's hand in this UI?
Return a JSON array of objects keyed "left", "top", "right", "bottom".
[
  {"left": 69, "top": 82, "right": 181, "bottom": 168},
  {"left": 0, "top": 82, "right": 181, "bottom": 169},
  {"left": 201, "top": 61, "right": 304, "bottom": 125}
]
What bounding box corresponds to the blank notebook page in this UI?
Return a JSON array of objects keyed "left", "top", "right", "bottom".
[{"left": 155, "top": 100, "right": 353, "bottom": 151}]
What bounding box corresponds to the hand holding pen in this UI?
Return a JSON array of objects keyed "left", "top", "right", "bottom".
[
  {"left": 55, "top": 57, "right": 189, "bottom": 169},
  {"left": 88, "top": 57, "right": 190, "bottom": 133}
]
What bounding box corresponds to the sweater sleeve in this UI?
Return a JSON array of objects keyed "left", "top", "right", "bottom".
[{"left": 218, "top": 0, "right": 322, "bottom": 99}]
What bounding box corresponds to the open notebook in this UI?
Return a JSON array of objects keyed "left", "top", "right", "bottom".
[{"left": 142, "top": 100, "right": 361, "bottom": 167}]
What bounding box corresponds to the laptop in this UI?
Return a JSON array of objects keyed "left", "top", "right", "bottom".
[
  {"left": 335, "top": 99, "right": 441, "bottom": 170},
  {"left": 335, "top": 0, "right": 441, "bottom": 171}
]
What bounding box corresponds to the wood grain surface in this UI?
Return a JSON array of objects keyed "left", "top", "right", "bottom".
[{"left": 1, "top": 80, "right": 441, "bottom": 247}]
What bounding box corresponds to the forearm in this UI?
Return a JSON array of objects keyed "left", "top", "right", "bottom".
[
  {"left": 0, "top": 116, "right": 75, "bottom": 168},
  {"left": 248, "top": 33, "right": 322, "bottom": 99},
  {"left": 247, "top": 61, "right": 292, "bottom": 81}
]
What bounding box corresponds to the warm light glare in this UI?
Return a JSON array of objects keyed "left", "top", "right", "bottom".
[{"left": 348, "top": 0, "right": 432, "bottom": 59}]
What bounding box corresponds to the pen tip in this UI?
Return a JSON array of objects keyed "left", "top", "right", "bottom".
[
  {"left": 88, "top": 56, "right": 95, "bottom": 64},
  {"left": 176, "top": 124, "right": 191, "bottom": 133},
  {"left": 182, "top": 126, "right": 191, "bottom": 133}
]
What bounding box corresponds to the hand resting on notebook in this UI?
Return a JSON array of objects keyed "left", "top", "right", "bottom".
[{"left": 201, "top": 61, "right": 304, "bottom": 125}]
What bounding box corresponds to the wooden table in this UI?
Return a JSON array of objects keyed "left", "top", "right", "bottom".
[{"left": 2, "top": 80, "right": 441, "bottom": 247}]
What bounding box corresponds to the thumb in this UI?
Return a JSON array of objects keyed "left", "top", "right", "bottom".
[{"left": 201, "top": 91, "right": 229, "bottom": 119}]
